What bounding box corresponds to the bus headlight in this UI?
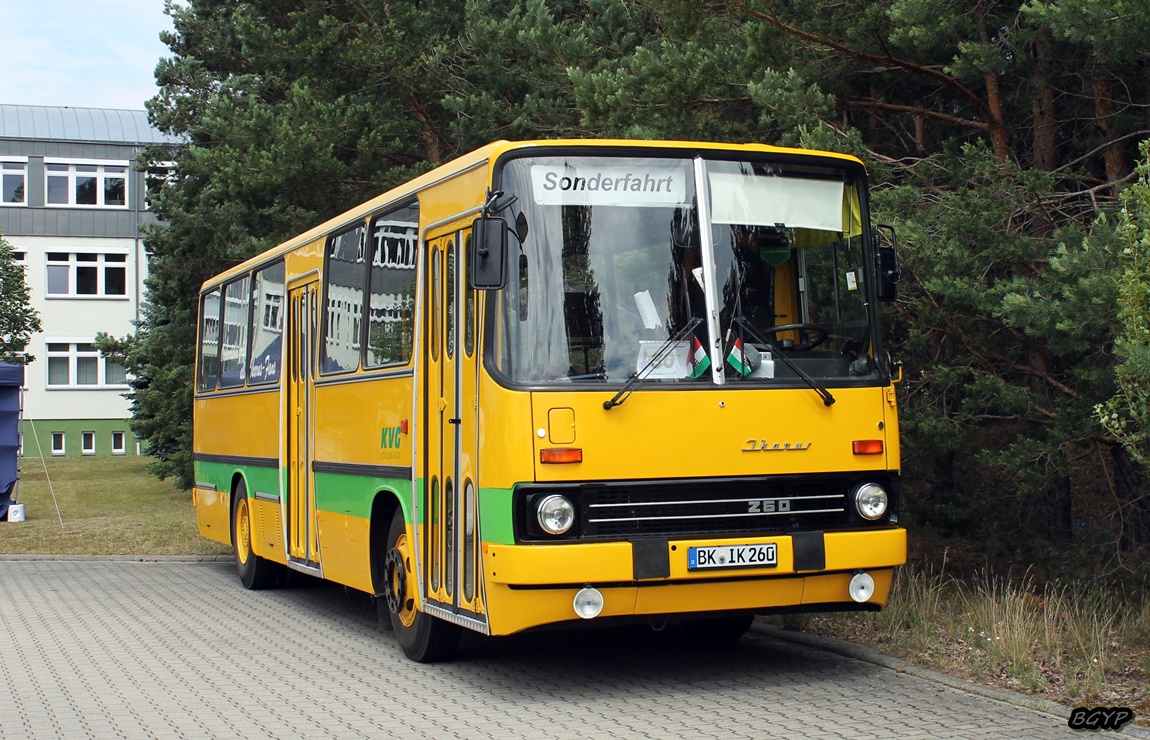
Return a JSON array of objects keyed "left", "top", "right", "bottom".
[
  {"left": 536, "top": 494, "right": 575, "bottom": 535},
  {"left": 852, "top": 483, "right": 888, "bottom": 521}
]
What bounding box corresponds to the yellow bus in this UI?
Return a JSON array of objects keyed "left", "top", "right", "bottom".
[{"left": 193, "top": 139, "right": 906, "bottom": 662}]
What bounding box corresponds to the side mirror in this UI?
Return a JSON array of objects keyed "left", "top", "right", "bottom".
[
  {"left": 470, "top": 216, "right": 508, "bottom": 290},
  {"left": 874, "top": 224, "right": 900, "bottom": 302}
]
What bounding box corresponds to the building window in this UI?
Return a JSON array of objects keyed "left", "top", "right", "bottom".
[
  {"left": 46, "top": 252, "right": 128, "bottom": 298},
  {"left": 51, "top": 432, "right": 65, "bottom": 456},
  {"left": 111, "top": 431, "right": 126, "bottom": 455},
  {"left": 82, "top": 432, "right": 96, "bottom": 455},
  {"left": 2, "top": 161, "right": 26, "bottom": 205},
  {"left": 46, "top": 342, "right": 128, "bottom": 388},
  {"left": 45, "top": 161, "right": 128, "bottom": 208}
]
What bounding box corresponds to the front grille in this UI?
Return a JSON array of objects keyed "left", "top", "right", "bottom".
[
  {"left": 517, "top": 474, "right": 894, "bottom": 541},
  {"left": 582, "top": 479, "right": 846, "bottom": 538}
]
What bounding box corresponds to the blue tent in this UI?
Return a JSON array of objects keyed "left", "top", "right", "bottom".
[{"left": 0, "top": 362, "right": 24, "bottom": 520}]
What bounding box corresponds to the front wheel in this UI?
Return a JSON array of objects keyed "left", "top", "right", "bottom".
[
  {"left": 233, "top": 481, "right": 278, "bottom": 590},
  {"left": 378, "top": 508, "right": 460, "bottom": 662}
]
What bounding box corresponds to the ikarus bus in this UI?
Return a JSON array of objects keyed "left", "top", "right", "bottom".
[{"left": 192, "top": 139, "right": 906, "bottom": 662}]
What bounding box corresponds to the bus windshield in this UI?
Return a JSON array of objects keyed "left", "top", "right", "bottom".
[{"left": 490, "top": 154, "right": 879, "bottom": 386}]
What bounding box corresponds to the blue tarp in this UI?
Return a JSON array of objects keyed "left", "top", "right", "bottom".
[{"left": 0, "top": 362, "right": 24, "bottom": 520}]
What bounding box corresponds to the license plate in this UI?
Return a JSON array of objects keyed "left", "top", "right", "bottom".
[{"left": 688, "top": 543, "right": 778, "bottom": 570}]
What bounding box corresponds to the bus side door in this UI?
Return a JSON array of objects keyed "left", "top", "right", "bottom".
[
  {"left": 424, "top": 231, "right": 484, "bottom": 623},
  {"left": 287, "top": 277, "right": 321, "bottom": 570}
]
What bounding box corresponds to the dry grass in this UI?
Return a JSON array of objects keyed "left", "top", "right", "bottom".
[
  {"left": 792, "top": 565, "right": 1150, "bottom": 725},
  {"left": 1, "top": 455, "right": 230, "bottom": 556}
]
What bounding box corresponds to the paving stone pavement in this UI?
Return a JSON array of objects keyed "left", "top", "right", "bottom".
[{"left": 0, "top": 560, "right": 1145, "bottom": 739}]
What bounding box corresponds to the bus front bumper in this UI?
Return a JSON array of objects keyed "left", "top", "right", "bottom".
[{"left": 481, "top": 527, "right": 906, "bottom": 635}]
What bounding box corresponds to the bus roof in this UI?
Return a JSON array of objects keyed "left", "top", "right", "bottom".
[{"left": 199, "top": 139, "right": 864, "bottom": 292}]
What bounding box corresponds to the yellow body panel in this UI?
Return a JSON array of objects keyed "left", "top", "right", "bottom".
[
  {"left": 317, "top": 510, "right": 374, "bottom": 594},
  {"left": 531, "top": 387, "right": 893, "bottom": 482},
  {"left": 194, "top": 390, "right": 280, "bottom": 460},
  {"left": 250, "top": 497, "right": 287, "bottom": 564},
  {"left": 193, "top": 485, "right": 230, "bottom": 545},
  {"left": 482, "top": 528, "right": 904, "bottom": 635},
  {"left": 312, "top": 377, "right": 415, "bottom": 465}
]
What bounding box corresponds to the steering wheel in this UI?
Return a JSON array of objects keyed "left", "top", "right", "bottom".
[{"left": 759, "top": 323, "right": 829, "bottom": 351}]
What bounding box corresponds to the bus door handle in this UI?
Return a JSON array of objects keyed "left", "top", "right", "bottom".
[{"left": 447, "top": 418, "right": 461, "bottom": 425}]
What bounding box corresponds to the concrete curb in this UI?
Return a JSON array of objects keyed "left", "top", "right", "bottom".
[
  {"left": 752, "top": 622, "right": 1150, "bottom": 737},
  {"left": 0, "top": 554, "right": 232, "bottom": 562}
]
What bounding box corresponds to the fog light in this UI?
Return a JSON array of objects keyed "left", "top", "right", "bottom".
[
  {"left": 849, "top": 572, "right": 875, "bottom": 603},
  {"left": 537, "top": 494, "right": 575, "bottom": 535},
  {"left": 853, "top": 483, "right": 888, "bottom": 521},
  {"left": 573, "top": 587, "right": 604, "bottom": 619}
]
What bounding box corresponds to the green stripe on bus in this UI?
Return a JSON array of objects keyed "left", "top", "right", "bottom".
[
  {"left": 478, "top": 487, "right": 515, "bottom": 544},
  {"left": 313, "top": 471, "right": 412, "bottom": 520},
  {"left": 193, "top": 459, "right": 281, "bottom": 501}
]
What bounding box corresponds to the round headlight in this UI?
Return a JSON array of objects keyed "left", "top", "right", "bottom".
[
  {"left": 853, "top": 483, "right": 888, "bottom": 521},
  {"left": 537, "top": 494, "right": 575, "bottom": 535}
]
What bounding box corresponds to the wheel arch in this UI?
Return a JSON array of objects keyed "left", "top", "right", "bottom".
[
  {"left": 228, "top": 471, "right": 250, "bottom": 546},
  {"left": 369, "top": 488, "right": 404, "bottom": 596}
]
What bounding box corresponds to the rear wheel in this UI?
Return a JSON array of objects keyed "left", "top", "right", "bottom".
[
  {"left": 378, "top": 508, "right": 460, "bottom": 662},
  {"left": 681, "top": 614, "right": 755, "bottom": 643},
  {"left": 233, "top": 481, "right": 278, "bottom": 590}
]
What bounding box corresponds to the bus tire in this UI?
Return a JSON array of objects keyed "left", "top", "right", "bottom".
[
  {"left": 681, "top": 614, "right": 755, "bottom": 643},
  {"left": 380, "top": 508, "right": 460, "bottom": 662},
  {"left": 232, "top": 480, "right": 277, "bottom": 590}
]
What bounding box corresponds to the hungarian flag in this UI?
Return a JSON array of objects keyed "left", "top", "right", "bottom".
[
  {"left": 726, "top": 337, "right": 752, "bottom": 376},
  {"left": 689, "top": 336, "right": 711, "bottom": 378}
]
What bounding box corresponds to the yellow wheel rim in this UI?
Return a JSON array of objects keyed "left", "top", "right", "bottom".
[
  {"left": 392, "top": 530, "right": 417, "bottom": 629},
  {"left": 236, "top": 498, "right": 251, "bottom": 566}
]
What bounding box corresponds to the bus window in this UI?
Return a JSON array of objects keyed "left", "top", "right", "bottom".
[
  {"left": 431, "top": 246, "right": 441, "bottom": 362},
  {"left": 708, "top": 161, "right": 876, "bottom": 380},
  {"left": 464, "top": 234, "right": 475, "bottom": 358},
  {"left": 249, "top": 260, "right": 284, "bottom": 384},
  {"left": 446, "top": 239, "right": 456, "bottom": 359},
  {"left": 491, "top": 156, "right": 700, "bottom": 383},
  {"left": 322, "top": 224, "right": 366, "bottom": 374},
  {"left": 219, "top": 275, "right": 251, "bottom": 388},
  {"left": 366, "top": 204, "right": 418, "bottom": 368},
  {"left": 197, "top": 288, "right": 221, "bottom": 391}
]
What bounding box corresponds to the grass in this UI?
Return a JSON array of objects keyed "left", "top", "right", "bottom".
[
  {"left": 1, "top": 455, "right": 230, "bottom": 557},
  {"left": 793, "top": 565, "right": 1150, "bottom": 725}
]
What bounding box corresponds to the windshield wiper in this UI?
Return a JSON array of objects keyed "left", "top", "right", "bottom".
[
  {"left": 733, "top": 318, "right": 836, "bottom": 406},
  {"left": 603, "top": 317, "right": 703, "bottom": 410}
]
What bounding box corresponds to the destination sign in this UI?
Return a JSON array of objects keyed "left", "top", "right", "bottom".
[{"left": 530, "top": 164, "right": 688, "bottom": 206}]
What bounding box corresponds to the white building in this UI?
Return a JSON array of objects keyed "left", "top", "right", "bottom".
[{"left": 0, "top": 104, "right": 171, "bottom": 457}]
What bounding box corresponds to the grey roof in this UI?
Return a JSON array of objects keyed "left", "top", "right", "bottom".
[{"left": 0, "top": 104, "right": 174, "bottom": 145}]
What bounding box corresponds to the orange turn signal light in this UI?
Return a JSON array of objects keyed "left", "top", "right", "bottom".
[
  {"left": 540, "top": 448, "right": 583, "bottom": 464},
  {"left": 852, "top": 440, "right": 884, "bottom": 455}
]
